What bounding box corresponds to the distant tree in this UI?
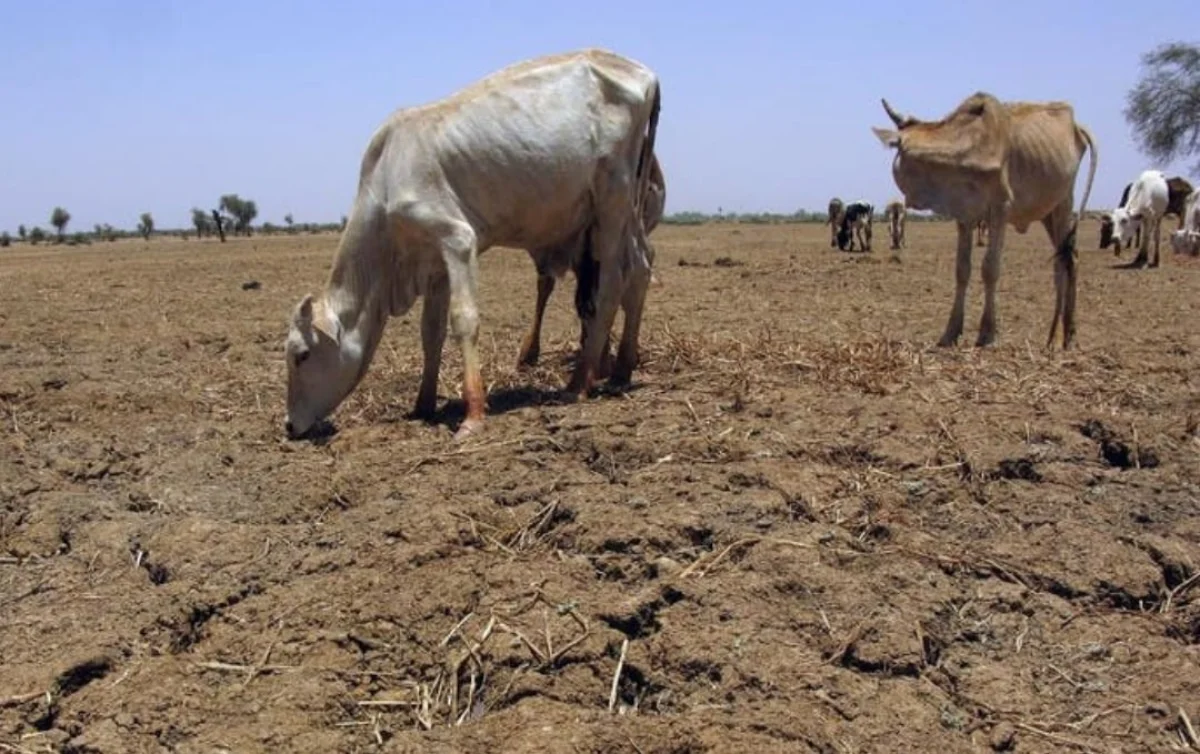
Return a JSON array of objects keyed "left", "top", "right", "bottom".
[
  {"left": 29, "top": 226, "right": 46, "bottom": 245},
  {"left": 138, "top": 212, "right": 154, "bottom": 240},
  {"left": 102, "top": 224, "right": 117, "bottom": 242},
  {"left": 0, "top": 232, "right": 10, "bottom": 248},
  {"left": 219, "top": 194, "right": 258, "bottom": 236},
  {"left": 50, "top": 207, "right": 70, "bottom": 242},
  {"left": 93, "top": 223, "right": 103, "bottom": 240},
  {"left": 284, "top": 213, "right": 294, "bottom": 233},
  {"left": 211, "top": 209, "right": 226, "bottom": 242},
  {"left": 191, "top": 208, "right": 211, "bottom": 238},
  {"left": 262, "top": 222, "right": 278, "bottom": 235},
  {"left": 1125, "top": 42, "right": 1200, "bottom": 173},
  {"left": 18, "top": 224, "right": 26, "bottom": 241}
]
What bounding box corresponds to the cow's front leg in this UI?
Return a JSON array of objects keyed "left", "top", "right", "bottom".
[
  {"left": 442, "top": 232, "right": 486, "bottom": 442},
  {"left": 938, "top": 222, "right": 973, "bottom": 347},
  {"left": 977, "top": 214, "right": 1006, "bottom": 347},
  {"left": 415, "top": 283, "right": 448, "bottom": 419}
]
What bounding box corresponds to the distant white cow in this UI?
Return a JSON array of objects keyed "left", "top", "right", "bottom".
[
  {"left": 283, "top": 49, "right": 661, "bottom": 441},
  {"left": 1111, "top": 170, "right": 1169, "bottom": 267},
  {"left": 1169, "top": 190, "right": 1200, "bottom": 257}
]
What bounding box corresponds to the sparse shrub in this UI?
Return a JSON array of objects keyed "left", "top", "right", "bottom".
[
  {"left": 0, "top": 232, "right": 10, "bottom": 247},
  {"left": 138, "top": 212, "right": 154, "bottom": 240},
  {"left": 18, "top": 225, "right": 26, "bottom": 241},
  {"left": 29, "top": 227, "right": 46, "bottom": 245}
]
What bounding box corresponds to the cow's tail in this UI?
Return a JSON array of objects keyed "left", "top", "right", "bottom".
[
  {"left": 1048, "top": 123, "right": 1097, "bottom": 350},
  {"left": 1073, "top": 124, "right": 1098, "bottom": 231},
  {"left": 634, "top": 82, "right": 662, "bottom": 233}
]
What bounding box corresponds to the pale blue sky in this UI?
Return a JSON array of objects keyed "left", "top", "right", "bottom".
[{"left": 1, "top": 1, "right": 1196, "bottom": 232}]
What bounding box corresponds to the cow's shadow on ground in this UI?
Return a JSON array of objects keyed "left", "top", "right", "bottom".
[
  {"left": 413, "top": 381, "right": 646, "bottom": 436},
  {"left": 1109, "top": 255, "right": 1154, "bottom": 270}
]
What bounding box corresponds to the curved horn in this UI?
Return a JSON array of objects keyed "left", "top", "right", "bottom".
[{"left": 881, "top": 98, "right": 910, "bottom": 128}]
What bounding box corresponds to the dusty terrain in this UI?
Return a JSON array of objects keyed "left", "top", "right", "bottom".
[{"left": 2, "top": 221, "right": 1198, "bottom": 753}]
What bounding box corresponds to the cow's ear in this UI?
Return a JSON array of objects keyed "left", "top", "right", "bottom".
[
  {"left": 872, "top": 127, "right": 900, "bottom": 148},
  {"left": 292, "top": 294, "right": 314, "bottom": 334}
]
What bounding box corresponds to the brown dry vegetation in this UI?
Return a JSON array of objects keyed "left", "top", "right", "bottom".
[{"left": 2, "top": 222, "right": 1199, "bottom": 753}]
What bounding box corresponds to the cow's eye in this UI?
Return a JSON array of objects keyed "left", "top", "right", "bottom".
[{"left": 294, "top": 351, "right": 310, "bottom": 367}]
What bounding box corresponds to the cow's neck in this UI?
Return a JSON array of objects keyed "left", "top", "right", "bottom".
[{"left": 323, "top": 204, "right": 390, "bottom": 385}]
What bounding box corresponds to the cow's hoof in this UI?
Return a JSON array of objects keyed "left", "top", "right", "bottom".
[{"left": 452, "top": 418, "right": 484, "bottom": 443}]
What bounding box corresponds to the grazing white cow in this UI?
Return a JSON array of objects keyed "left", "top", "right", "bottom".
[
  {"left": 283, "top": 49, "right": 662, "bottom": 441},
  {"left": 1169, "top": 190, "right": 1200, "bottom": 256},
  {"left": 1110, "top": 170, "right": 1169, "bottom": 267},
  {"left": 517, "top": 154, "right": 666, "bottom": 374},
  {"left": 872, "top": 91, "right": 1097, "bottom": 349}
]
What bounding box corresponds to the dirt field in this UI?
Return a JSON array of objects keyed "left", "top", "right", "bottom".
[{"left": 2, "top": 221, "right": 1198, "bottom": 753}]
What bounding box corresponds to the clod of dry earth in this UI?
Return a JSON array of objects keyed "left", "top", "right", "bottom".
[{"left": 2, "top": 222, "right": 1199, "bottom": 752}]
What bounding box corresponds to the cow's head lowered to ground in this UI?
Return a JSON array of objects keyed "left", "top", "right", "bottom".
[{"left": 284, "top": 294, "right": 364, "bottom": 439}]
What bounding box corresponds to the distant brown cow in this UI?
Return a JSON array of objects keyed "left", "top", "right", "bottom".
[
  {"left": 827, "top": 197, "right": 845, "bottom": 248},
  {"left": 885, "top": 199, "right": 906, "bottom": 249},
  {"left": 873, "top": 91, "right": 1097, "bottom": 350}
]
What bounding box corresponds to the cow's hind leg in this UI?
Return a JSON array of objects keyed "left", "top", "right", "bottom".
[
  {"left": 1042, "top": 199, "right": 1077, "bottom": 349},
  {"left": 415, "top": 281, "right": 448, "bottom": 419},
  {"left": 566, "top": 184, "right": 629, "bottom": 399},
  {"left": 517, "top": 271, "right": 554, "bottom": 369},
  {"left": 611, "top": 239, "right": 652, "bottom": 386},
  {"left": 938, "top": 222, "right": 973, "bottom": 347}
]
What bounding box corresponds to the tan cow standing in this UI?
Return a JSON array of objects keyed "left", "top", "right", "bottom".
[
  {"left": 517, "top": 154, "right": 666, "bottom": 375},
  {"left": 283, "top": 49, "right": 661, "bottom": 441},
  {"left": 872, "top": 92, "right": 1097, "bottom": 349},
  {"left": 885, "top": 199, "right": 906, "bottom": 249}
]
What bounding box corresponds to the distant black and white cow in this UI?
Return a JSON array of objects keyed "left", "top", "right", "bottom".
[
  {"left": 828, "top": 197, "right": 845, "bottom": 247},
  {"left": 1100, "top": 176, "right": 1194, "bottom": 253},
  {"left": 836, "top": 200, "right": 873, "bottom": 251}
]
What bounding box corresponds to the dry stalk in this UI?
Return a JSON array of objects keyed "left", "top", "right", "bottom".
[
  {"left": 0, "top": 691, "right": 45, "bottom": 708},
  {"left": 1180, "top": 707, "right": 1199, "bottom": 750},
  {"left": 826, "top": 622, "right": 867, "bottom": 666},
  {"left": 678, "top": 536, "right": 817, "bottom": 579},
  {"left": 1161, "top": 571, "right": 1200, "bottom": 614},
  {"left": 608, "top": 638, "right": 629, "bottom": 713},
  {"left": 1015, "top": 723, "right": 1097, "bottom": 752}
]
